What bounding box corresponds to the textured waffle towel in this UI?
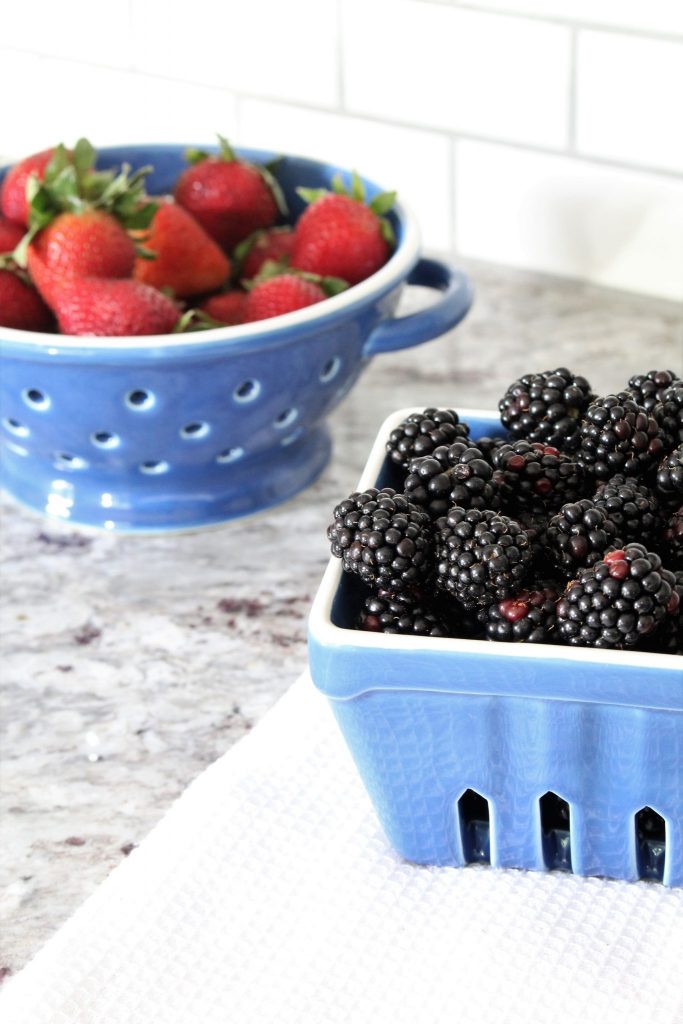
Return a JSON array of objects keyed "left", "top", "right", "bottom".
[{"left": 2, "top": 674, "right": 683, "bottom": 1024}]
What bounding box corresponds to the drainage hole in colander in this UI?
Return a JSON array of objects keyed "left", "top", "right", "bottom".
[
  {"left": 22, "top": 388, "right": 50, "bottom": 410},
  {"left": 320, "top": 356, "right": 341, "bottom": 383},
  {"left": 180, "top": 421, "right": 210, "bottom": 440},
  {"left": 273, "top": 408, "right": 298, "bottom": 430},
  {"left": 125, "top": 389, "right": 155, "bottom": 410},
  {"left": 458, "top": 790, "right": 491, "bottom": 865},
  {"left": 635, "top": 806, "right": 666, "bottom": 883},
  {"left": 216, "top": 448, "right": 244, "bottom": 464},
  {"left": 2, "top": 417, "right": 30, "bottom": 438},
  {"left": 281, "top": 427, "right": 304, "bottom": 447},
  {"left": 233, "top": 379, "right": 261, "bottom": 403},
  {"left": 54, "top": 452, "right": 88, "bottom": 470},
  {"left": 91, "top": 431, "right": 120, "bottom": 449},
  {"left": 539, "top": 792, "right": 572, "bottom": 873},
  {"left": 139, "top": 460, "right": 169, "bottom": 475}
]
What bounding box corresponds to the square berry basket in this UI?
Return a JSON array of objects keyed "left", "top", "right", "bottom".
[{"left": 308, "top": 408, "right": 683, "bottom": 887}]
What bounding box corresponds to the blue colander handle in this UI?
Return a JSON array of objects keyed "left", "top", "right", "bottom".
[{"left": 363, "top": 258, "right": 473, "bottom": 357}]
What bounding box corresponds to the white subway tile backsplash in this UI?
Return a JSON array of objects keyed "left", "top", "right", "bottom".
[
  {"left": 455, "top": 140, "right": 683, "bottom": 300},
  {"left": 130, "top": 0, "right": 339, "bottom": 108},
  {"left": 0, "top": 53, "right": 237, "bottom": 156},
  {"left": 1, "top": 0, "right": 132, "bottom": 68},
  {"left": 341, "top": 0, "right": 571, "bottom": 148},
  {"left": 237, "top": 100, "right": 453, "bottom": 250},
  {"left": 577, "top": 32, "right": 683, "bottom": 174},
  {"left": 454, "top": 1, "right": 683, "bottom": 37}
]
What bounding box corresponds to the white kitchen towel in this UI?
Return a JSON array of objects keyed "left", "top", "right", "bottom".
[{"left": 2, "top": 673, "right": 682, "bottom": 1024}]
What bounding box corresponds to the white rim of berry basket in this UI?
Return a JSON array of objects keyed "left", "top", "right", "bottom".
[
  {"left": 0, "top": 199, "right": 420, "bottom": 351},
  {"left": 308, "top": 406, "right": 679, "bottom": 677}
]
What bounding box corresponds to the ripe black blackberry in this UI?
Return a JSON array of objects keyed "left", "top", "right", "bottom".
[
  {"left": 327, "top": 488, "right": 433, "bottom": 592},
  {"left": 654, "top": 383, "right": 683, "bottom": 446},
  {"left": 404, "top": 441, "right": 501, "bottom": 519},
  {"left": 654, "top": 444, "right": 683, "bottom": 506},
  {"left": 435, "top": 506, "right": 533, "bottom": 609},
  {"left": 473, "top": 435, "right": 508, "bottom": 465},
  {"left": 577, "top": 392, "right": 666, "bottom": 481},
  {"left": 556, "top": 545, "right": 677, "bottom": 649},
  {"left": 359, "top": 592, "right": 449, "bottom": 637},
  {"left": 493, "top": 440, "right": 584, "bottom": 513},
  {"left": 478, "top": 584, "right": 560, "bottom": 643},
  {"left": 386, "top": 408, "right": 469, "bottom": 469},
  {"left": 638, "top": 570, "right": 682, "bottom": 654},
  {"left": 547, "top": 498, "right": 622, "bottom": 577},
  {"left": 499, "top": 367, "right": 593, "bottom": 450},
  {"left": 626, "top": 369, "right": 680, "bottom": 412},
  {"left": 593, "top": 474, "right": 661, "bottom": 547},
  {"left": 662, "top": 506, "right": 683, "bottom": 569}
]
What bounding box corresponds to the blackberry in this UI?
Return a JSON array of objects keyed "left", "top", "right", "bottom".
[
  {"left": 499, "top": 367, "right": 593, "bottom": 450},
  {"left": 435, "top": 506, "right": 533, "bottom": 609},
  {"left": 655, "top": 444, "right": 683, "bottom": 506},
  {"left": 327, "top": 488, "right": 433, "bottom": 592},
  {"left": 626, "top": 369, "right": 680, "bottom": 413},
  {"left": 556, "top": 545, "right": 677, "bottom": 649},
  {"left": 662, "top": 506, "right": 683, "bottom": 569},
  {"left": 593, "top": 474, "right": 661, "bottom": 547},
  {"left": 473, "top": 435, "right": 508, "bottom": 465},
  {"left": 404, "top": 442, "right": 501, "bottom": 519},
  {"left": 493, "top": 440, "right": 584, "bottom": 513},
  {"left": 655, "top": 384, "right": 683, "bottom": 446},
  {"left": 359, "top": 592, "right": 449, "bottom": 637},
  {"left": 512, "top": 509, "right": 553, "bottom": 571},
  {"left": 386, "top": 408, "right": 469, "bottom": 468},
  {"left": 478, "top": 584, "right": 560, "bottom": 643},
  {"left": 547, "top": 498, "right": 622, "bottom": 576},
  {"left": 638, "top": 570, "right": 682, "bottom": 654},
  {"left": 577, "top": 392, "right": 665, "bottom": 481}
]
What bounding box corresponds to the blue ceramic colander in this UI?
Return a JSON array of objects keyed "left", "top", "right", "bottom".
[{"left": 0, "top": 145, "right": 473, "bottom": 531}]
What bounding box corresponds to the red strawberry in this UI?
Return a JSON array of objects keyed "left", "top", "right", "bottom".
[
  {"left": 47, "top": 277, "right": 179, "bottom": 336},
  {"left": 0, "top": 268, "right": 55, "bottom": 331},
  {"left": 29, "top": 209, "right": 136, "bottom": 284},
  {"left": 0, "top": 216, "right": 25, "bottom": 253},
  {"left": 242, "top": 274, "right": 325, "bottom": 323},
  {"left": 134, "top": 201, "right": 230, "bottom": 298},
  {"left": 291, "top": 174, "right": 394, "bottom": 285},
  {"left": 199, "top": 290, "right": 246, "bottom": 326},
  {"left": 174, "top": 136, "right": 283, "bottom": 251},
  {"left": 0, "top": 147, "right": 59, "bottom": 227},
  {"left": 237, "top": 227, "right": 295, "bottom": 280}
]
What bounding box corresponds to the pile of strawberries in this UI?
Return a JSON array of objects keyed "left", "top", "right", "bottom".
[{"left": 0, "top": 136, "right": 396, "bottom": 337}]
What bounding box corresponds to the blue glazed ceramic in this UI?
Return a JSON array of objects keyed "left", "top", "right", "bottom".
[
  {"left": 308, "top": 409, "right": 683, "bottom": 887},
  {"left": 0, "top": 146, "right": 473, "bottom": 531}
]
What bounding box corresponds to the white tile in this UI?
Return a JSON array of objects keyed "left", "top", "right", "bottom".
[
  {"left": 455, "top": 140, "right": 683, "bottom": 301},
  {"left": 2, "top": 0, "right": 132, "bottom": 67},
  {"left": 131, "top": 0, "right": 339, "bottom": 108},
  {"left": 0, "top": 55, "right": 237, "bottom": 157},
  {"left": 452, "top": 0, "right": 683, "bottom": 37},
  {"left": 237, "top": 99, "right": 453, "bottom": 249},
  {"left": 342, "top": 0, "right": 571, "bottom": 148},
  {"left": 577, "top": 32, "right": 683, "bottom": 174}
]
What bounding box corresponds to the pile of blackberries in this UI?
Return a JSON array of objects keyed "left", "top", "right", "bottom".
[{"left": 327, "top": 368, "right": 683, "bottom": 651}]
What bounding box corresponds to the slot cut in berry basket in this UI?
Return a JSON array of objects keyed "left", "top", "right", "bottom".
[{"left": 308, "top": 409, "right": 683, "bottom": 887}]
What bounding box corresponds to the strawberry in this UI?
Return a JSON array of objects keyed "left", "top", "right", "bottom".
[
  {"left": 235, "top": 226, "right": 295, "bottom": 281},
  {"left": 0, "top": 216, "right": 25, "bottom": 253},
  {"left": 291, "top": 172, "right": 395, "bottom": 285},
  {"left": 199, "top": 290, "right": 246, "bottom": 326},
  {"left": 174, "top": 136, "right": 284, "bottom": 251},
  {"left": 29, "top": 208, "right": 137, "bottom": 284},
  {"left": 0, "top": 147, "right": 60, "bottom": 227},
  {"left": 242, "top": 274, "right": 326, "bottom": 323},
  {"left": 47, "top": 277, "right": 179, "bottom": 337},
  {"left": 134, "top": 200, "right": 230, "bottom": 298},
  {"left": 0, "top": 268, "right": 54, "bottom": 331}
]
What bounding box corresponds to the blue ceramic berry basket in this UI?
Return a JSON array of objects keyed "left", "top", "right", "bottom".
[
  {"left": 308, "top": 408, "right": 683, "bottom": 887},
  {"left": 0, "top": 146, "right": 472, "bottom": 531}
]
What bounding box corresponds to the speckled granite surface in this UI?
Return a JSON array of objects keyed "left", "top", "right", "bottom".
[{"left": 1, "top": 257, "right": 682, "bottom": 978}]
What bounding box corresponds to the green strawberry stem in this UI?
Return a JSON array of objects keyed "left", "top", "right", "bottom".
[
  {"left": 173, "top": 308, "right": 227, "bottom": 333},
  {"left": 244, "top": 260, "right": 348, "bottom": 297}
]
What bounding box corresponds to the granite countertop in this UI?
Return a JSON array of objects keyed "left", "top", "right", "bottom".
[{"left": 1, "top": 256, "right": 682, "bottom": 979}]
